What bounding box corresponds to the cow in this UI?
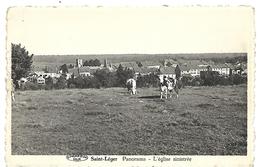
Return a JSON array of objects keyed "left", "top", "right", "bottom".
[
  {"left": 167, "top": 78, "right": 175, "bottom": 98},
  {"left": 17, "top": 77, "right": 28, "bottom": 89},
  {"left": 168, "top": 78, "right": 179, "bottom": 99},
  {"left": 11, "top": 79, "right": 15, "bottom": 101},
  {"left": 160, "top": 76, "right": 180, "bottom": 99},
  {"left": 126, "top": 78, "right": 137, "bottom": 95},
  {"left": 160, "top": 76, "right": 170, "bottom": 99}
]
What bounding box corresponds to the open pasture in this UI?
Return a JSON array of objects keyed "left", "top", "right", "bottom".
[{"left": 12, "top": 84, "right": 247, "bottom": 155}]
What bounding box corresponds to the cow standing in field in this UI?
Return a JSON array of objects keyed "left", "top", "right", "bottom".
[
  {"left": 160, "top": 76, "right": 169, "bottom": 99},
  {"left": 167, "top": 78, "right": 174, "bottom": 98},
  {"left": 160, "top": 76, "right": 180, "bottom": 99},
  {"left": 126, "top": 78, "right": 137, "bottom": 95},
  {"left": 11, "top": 79, "right": 15, "bottom": 101},
  {"left": 168, "top": 78, "right": 179, "bottom": 99}
]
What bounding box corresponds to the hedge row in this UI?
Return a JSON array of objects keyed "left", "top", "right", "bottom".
[
  {"left": 18, "top": 71, "right": 247, "bottom": 91},
  {"left": 181, "top": 74, "right": 247, "bottom": 87}
]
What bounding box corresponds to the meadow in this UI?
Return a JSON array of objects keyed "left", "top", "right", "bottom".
[{"left": 12, "top": 84, "right": 247, "bottom": 155}]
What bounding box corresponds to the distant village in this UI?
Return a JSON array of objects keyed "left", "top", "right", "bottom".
[{"left": 19, "top": 57, "right": 247, "bottom": 85}]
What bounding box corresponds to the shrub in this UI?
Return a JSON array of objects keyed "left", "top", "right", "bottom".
[
  {"left": 116, "top": 65, "right": 134, "bottom": 87},
  {"left": 201, "top": 71, "right": 220, "bottom": 86},
  {"left": 94, "top": 69, "right": 118, "bottom": 88},
  {"left": 54, "top": 76, "right": 67, "bottom": 89},
  {"left": 200, "top": 71, "right": 247, "bottom": 86},
  {"left": 230, "top": 74, "right": 247, "bottom": 85},
  {"left": 84, "top": 76, "right": 101, "bottom": 88},
  {"left": 73, "top": 76, "right": 85, "bottom": 88},
  {"left": 68, "top": 83, "right": 76, "bottom": 89},
  {"left": 22, "top": 82, "right": 40, "bottom": 90},
  {"left": 137, "top": 73, "right": 160, "bottom": 88},
  {"left": 45, "top": 76, "right": 54, "bottom": 90},
  {"left": 215, "top": 76, "right": 232, "bottom": 85},
  {"left": 83, "top": 59, "right": 101, "bottom": 66},
  {"left": 181, "top": 75, "right": 193, "bottom": 87}
]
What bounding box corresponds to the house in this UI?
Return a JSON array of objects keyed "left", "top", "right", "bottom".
[
  {"left": 133, "top": 67, "right": 159, "bottom": 77},
  {"left": 34, "top": 71, "right": 45, "bottom": 77},
  {"left": 30, "top": 71, "right": 61, "bottom": 80},
  {"left": 178, "top": 60, "right": 210, "bottom": 77},
  {"left": 163, "top": 59, "right": 178, "bottom": 67},
  {"left": 118, "top": 62, "right": 139, "bottom": 70},
  {"left": 37, "top": 76, "right": 45, "bottom": 85},
  {"left": 48, "top": 73, "right": 61, "bottom": 78},
  {"left": 180, "top": 64, "right": 190, "bottom": 75},
  {"left": 158, "top": 67, "right": 176, "bottom": 81},
  {"left": 211, "top": 64, "right": 231, "bottom": 76},
  {"left": 87, "top": 66, "right": 103, "bottom": 70},
  {"left": 230, "top": 62, "right": 247, "bottom": 75},
  {"left": 141, "top": 61, "right": 161, "bottom": 69},
  {"left": 180, "top": 64, "right": 208, "bottom": 77},
  {"left": 68, "top": 66, "right": 97, "bottom": 78}
]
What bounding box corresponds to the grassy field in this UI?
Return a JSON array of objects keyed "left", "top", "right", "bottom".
[{"left": 12, "top": 84, "right": 247, "bottom": 155}]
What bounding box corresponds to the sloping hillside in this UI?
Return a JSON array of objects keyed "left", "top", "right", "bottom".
[{"left": 12, "top": 85, "right": 247, "bottom": 155}]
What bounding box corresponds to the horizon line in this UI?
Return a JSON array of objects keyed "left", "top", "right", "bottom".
[{"left": 33, "top": 52, "right": 248, "bottom": 56}]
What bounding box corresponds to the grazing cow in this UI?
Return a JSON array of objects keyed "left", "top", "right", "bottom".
[{"left": 126, "top": 78, "right": 137, "bottom": 95}]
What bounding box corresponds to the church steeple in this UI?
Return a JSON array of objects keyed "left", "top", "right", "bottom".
[{"left": 104, "top": 58, "right": 108, "bottom": 68}]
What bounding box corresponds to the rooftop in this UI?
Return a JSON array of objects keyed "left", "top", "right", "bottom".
[{"left": 159, "top": 67, "right": 176, "bottom": 74}]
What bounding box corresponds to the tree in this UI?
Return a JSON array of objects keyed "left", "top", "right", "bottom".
[
  {"left": 116, "top": 64, "right": 124, "bottom": 86},
  {"left": 93, "top": 59, "right": 101, "bottom": 66},
  {"left": 136, "top": 61, "right": 143, "bottom": 67},
  {"left": 83, "top": 59, "right": 101, "bottom": 66},
  {"left": 83, "top": 76, "right": 101, "bottom": 88},
  {"left": 88, "top": 59, "right": 94, "bottom": 66},
  {"left": 94, "top": 69, "right": 117, "bottom": 87},
  {"left": 43, "top": 66, "right": 49, "bottom": 73},
  {"left": 83, "top": 60, "right": 89, "bottom": 66},
  {"left": 11, "top": 43, "right": 33, "bottom": 85},
  {"left": 136, "top": 73, "right": 160, "bottom": 88},
  {"left": 54, "top": 75, "right": 67, "bottom": 89},
  {"left": 73, "top": 76, "right": 85, "bottom": 88},
  {"left": 166, "top": 62, "right": 172, "bottom": 67},
  {"left": 60, "top": 64, "right": 68, "bottom": 74},
  {"left": 175, "top": 64, "right": 181, "bottom": 80},
  {"left": 116, "top": 64, "right": 134, "bottom": 87},
  {"left": 68, "top": 64, "right": 74, "bottom": 69},
  {"left": 45, "top": 76, "right": 54, "bottom": 90}
]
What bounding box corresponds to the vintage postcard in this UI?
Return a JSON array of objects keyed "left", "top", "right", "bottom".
[{"left": 6, "top": 6, "right": 254, "bottom": 167}]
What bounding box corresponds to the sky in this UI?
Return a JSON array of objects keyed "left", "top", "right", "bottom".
[{"left": 7, "top": 7, "right": 254, "bottom": 55}]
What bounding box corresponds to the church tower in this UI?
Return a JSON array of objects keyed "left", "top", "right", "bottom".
[
  {"left": 76, "top": 59, "right": 83, "bottom": 68},
  {"left": 104, "top": 58, "right": 108, "bottom": 68}
]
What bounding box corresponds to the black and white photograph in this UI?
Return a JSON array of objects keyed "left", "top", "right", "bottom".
[{"left": 6, "top": 6, "right": 254, "bottom": 166}]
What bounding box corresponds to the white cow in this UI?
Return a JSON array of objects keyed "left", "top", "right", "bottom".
[
  {"left": 126, "top": 78, "right": 137, "bottom": 95},
  {"left": 17, "top": 77, "right": 28, "bottom": 89},
  {"left": 11, "top": 80, "right": 15, "bottom": 101}
]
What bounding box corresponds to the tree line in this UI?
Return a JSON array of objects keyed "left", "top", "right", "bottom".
[{"left": 20, "top": 65, "right": 162, "bottom": 90}]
